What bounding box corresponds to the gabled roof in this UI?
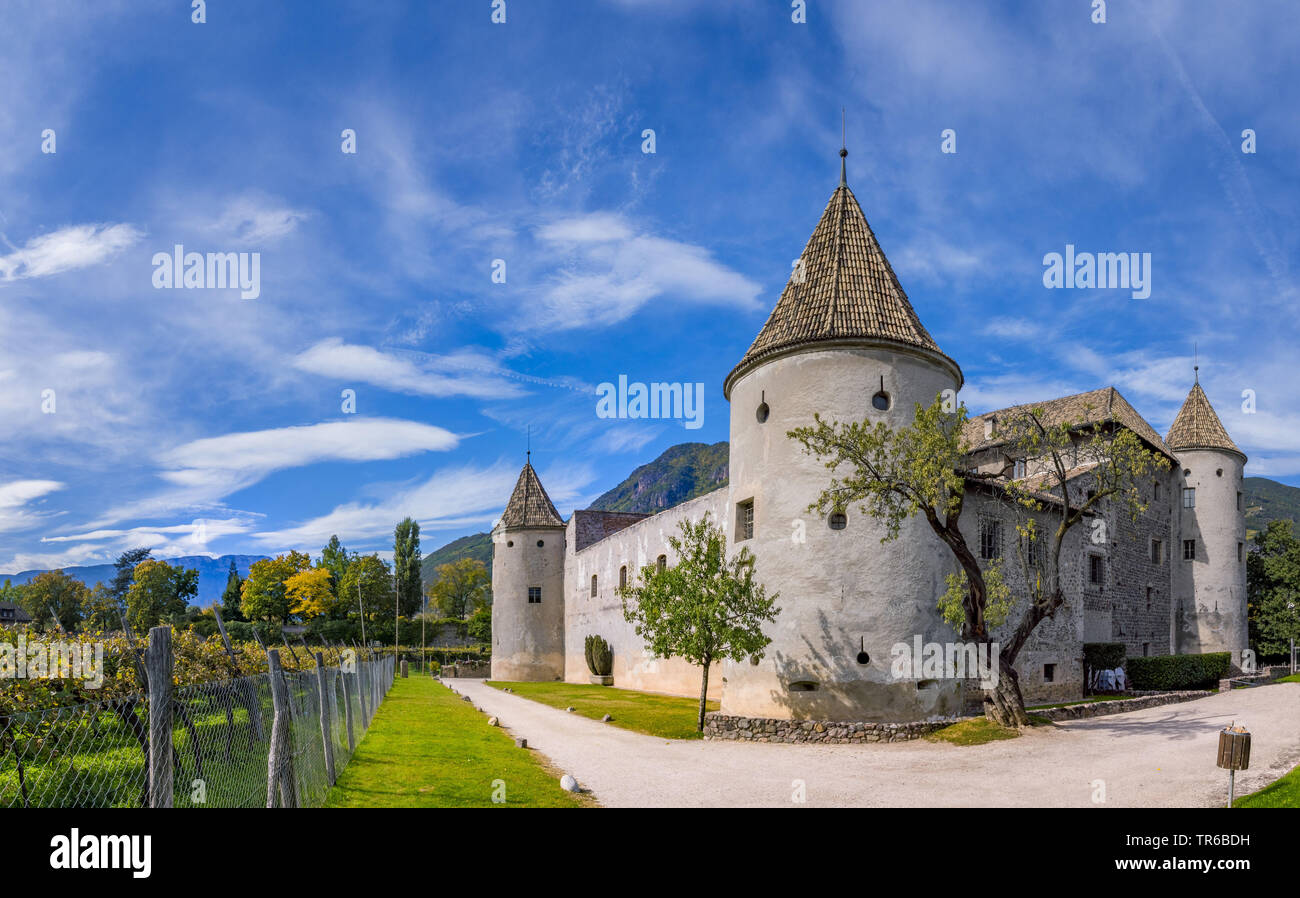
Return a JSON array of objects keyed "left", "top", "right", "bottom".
[
  {"left": 1166, "top": 382, "right": 1245, "bottom": 460},
  {"left": 500, "top": 461, "right": 566, "bottom": 530},
  {"left": 963, "top": 386, "right": 1175, "bottom": 460},
  {"left": 724, "top": 164, "right": 960, "bottom": 396}
]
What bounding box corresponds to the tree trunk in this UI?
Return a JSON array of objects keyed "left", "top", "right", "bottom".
[
  {"left": 983, "top": 654, "right": 1030, "bottom": 727},
  {"left": 696, "top": 660, "right": 711, "bottom": 732}
]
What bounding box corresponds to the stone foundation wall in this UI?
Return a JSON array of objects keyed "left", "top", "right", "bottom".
[
  {"left": 703, "top": 712, "right": 964, "bottom": 743},
  {"left": 1030, "top": 690, "right": 1211, "bottom": 721}
]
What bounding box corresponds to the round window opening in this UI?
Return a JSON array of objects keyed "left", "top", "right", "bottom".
[
  {"left": 856, "top": 637, "right": 870, "bottom": 665},
  {"left": 1183, "top": 468, "right": 1192, "bottom": 477},
  {"left": 536, "top": 539, "right": 545, "bottom": 547},
  {"left": 872, "top": 391, "right": 891, "bottom": 411},
  {"left": 506, "top": 540, "right": 513, "bottom": 548},
  {"left": 829, "top": 512, "right": 848, "bottom": 531},
  {"left": 1216, "top": 468, "right": 1224, "bottom": 477},
  {"left": 756, "top": 402, "right": 770, "bottom": 423}
]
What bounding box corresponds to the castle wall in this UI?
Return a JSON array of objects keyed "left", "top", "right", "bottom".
[
  {"left": 1172, "top": 449, "right": 1248, "bottom": 659},
  {"left": 490, "top": 523, "right": 567, "bottom": 681},
  {"left": 563, "top": 488, "right": 729, "bottom": 698},
  {"left": 718, "top": 345, "right": 965, "bottom": 722}
]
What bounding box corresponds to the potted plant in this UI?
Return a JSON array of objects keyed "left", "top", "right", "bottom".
[{"left": 585, "top": 635, "right": 614, "bottom": 686}]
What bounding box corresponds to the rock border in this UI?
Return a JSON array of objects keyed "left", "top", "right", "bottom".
[{"left": 703, "top": 713, "right": 962, "bottom": 743}]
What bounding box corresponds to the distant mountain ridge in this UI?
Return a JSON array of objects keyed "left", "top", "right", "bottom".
[
  {"left": 587, "top": 441, "right": 729, "bottom": 513},
  {"left": 0, "top": 554, "right": 266, "bottom": 607},
  {"left": 1244, "top": 476, "right": 1300, "bottom": 535}
]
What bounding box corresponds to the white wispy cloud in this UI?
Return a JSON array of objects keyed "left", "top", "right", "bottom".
[
  {"left": 0, "top": 479, "right": 64, "bottom": 534},
  {"left": 0, "top": 223, "right": 142, "bottom": 281},
  {"left": 290, "top": 339, "right": 527, "bottom": 400},
  {"left": 527, "top": 212, "right": 762, "bottom": 330}
]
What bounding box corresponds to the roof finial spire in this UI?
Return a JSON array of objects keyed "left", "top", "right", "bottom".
[
  {"left": 1194, "top": 342, "right": 1199, "bottom": 384},
  {"left": 839, "top": 107, "right": 848, "bottom": 187},
  {"left": 526, "top": 424, "right": 531, "bottom": 464}
]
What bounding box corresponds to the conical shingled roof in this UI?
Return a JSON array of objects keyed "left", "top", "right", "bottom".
[
  {"left": 1166, "top": 383, "right": 1244, "bottom": 459},
  {"left": 500, "top": 462, "right": 565, "bottom": 529},
  {"left": 724, "top": 177, "right": 959, "bottom": 396}
]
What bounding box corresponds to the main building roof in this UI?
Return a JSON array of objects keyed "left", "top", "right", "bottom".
[{"left": 724, "top": 166, "right": 960, "bottom": 397}]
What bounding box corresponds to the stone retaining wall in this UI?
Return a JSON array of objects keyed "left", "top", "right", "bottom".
[
  {"left": 703, "top": 713, "right": 964, "bottom": 743},
  {"left": 1029, "top": 690, "right": 1211, "bottom": 721}
]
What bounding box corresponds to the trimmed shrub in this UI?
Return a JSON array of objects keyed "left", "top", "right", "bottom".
[
  {"left": 1127, "top": 652, "right": 1231, "bottom": 691},
  {"left": 584, "top": 635, "right": 613, "bottom": 677}
]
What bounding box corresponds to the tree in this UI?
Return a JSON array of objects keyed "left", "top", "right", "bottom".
[
  {"left": 81, "top": 583, "right": 121, "bottom": 631},
  {"left": 21, "top": 570, "right": 89, "bottom": 633},
  {"left": 338, "top": 554, "right": 395, "bottom": 638},
  {"left": 286, "top": 567, "right": 338, "bottom": 620},
  {"left": 125, "top": 560, "right": 198, "bottom": 635},
  {"left": 320, "top": 535, "right": 351, "bottom": 600},
  {"left": 619, "top": 514, "right": 780, "bottom": 731},
  {"left": 425, "top": 558, "right": 489, "bottom": 619},
  {"left": 394, "top": 518, "right": 423, "bottom": 617},
  {"left": 109, "top": 547, "right": 153, "bottom": 606},
  {"left": 240, "top": 551, "right": 312, "bottom": 625},
  {"left": 220, "top": 559, "right": 245, "bottom": 622},
  {"left": 791, "top": 395, "right": 1167, "bottom": 727},
  {"left": 466, "top": 605, "right": 492, "bottom": 644},
  {"left": 1247, "top": 520, "right": 1300, "bottom": 660}
]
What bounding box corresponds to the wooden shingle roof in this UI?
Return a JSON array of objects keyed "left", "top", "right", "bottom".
[
  {"left": 963, "top": 386, "right": 1175, "bottom": 460},
  {"left": 724, "top": 175, "right": 959, "bottom": 396},
  {"left": 1166, "top": 382, "right": 1244, "bottom": 459},
  {"left": 500, "top": 462, "right": 565, "bottom": 530}
]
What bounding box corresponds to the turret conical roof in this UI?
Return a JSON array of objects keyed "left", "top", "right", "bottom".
[
  {"left": 500, "top": 461, "right": 565, "bottom": 529},
  {"left": 1165, "top": 382, "right": 1244, "bottom": 460},
  {"left": 724, "top": 170, "right": 959, "bottom": 397}
]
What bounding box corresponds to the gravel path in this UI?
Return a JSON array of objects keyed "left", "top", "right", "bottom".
[{"left": 447, "top": 679, "right": 1300, "bottom": 807}]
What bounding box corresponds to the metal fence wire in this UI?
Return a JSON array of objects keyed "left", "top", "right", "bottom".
[{"left": 0, "top": 635, "right": 394, "bottom": 809}]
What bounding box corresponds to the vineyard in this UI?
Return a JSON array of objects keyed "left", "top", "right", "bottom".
[{"left": 0, "top": 624, "right": 394, "bottom": 808}]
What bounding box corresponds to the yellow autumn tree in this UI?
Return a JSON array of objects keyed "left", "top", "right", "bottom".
[{"left": 285, "top": 566, "right": 336, "bottom": 620}]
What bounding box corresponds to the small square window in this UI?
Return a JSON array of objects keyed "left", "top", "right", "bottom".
[
  {"left": 1151, "top": 539, "right": 1163, "bottom": 565},
  {"left": 1043, "top": 663, "right": 1056, "bottom": 683},
  {"left": 1183, "top": 487, "right": 1196, "bottom": 508},
  {"left": 527, "top": 586, "right": 541, "bottom": 604},
  {"left": 1183, "top": 539, "right": 1196, "bottom": 561},
  {"left": 1153, "top": 481, "right": 1162, "bottom": 502},
  {"left": 979, "top": 515, "right": 1002, "bottom": 560},
  {"left": 1142, "top": 643, "right": 1150, "bottom": 657}
]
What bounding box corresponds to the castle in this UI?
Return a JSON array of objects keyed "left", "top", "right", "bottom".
[{"left": 489, "top": 152, "right": 1248, "bottom": 722}]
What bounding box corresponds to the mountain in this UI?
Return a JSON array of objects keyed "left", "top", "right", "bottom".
[
  {"left": 419, "top": 531, "right": 494, "bottom": 587},
  {"left": 0, "top": 554, "right": 267, "bottom": 606},
  {"left": 420, "top": 441, "right": 731, "bottom": 590},
  {"left": 587, "top": 441, "right": 729, "bottom": 513},
  {"left": 1244, "top": 476, "right": 1300, "bottom": 536}
]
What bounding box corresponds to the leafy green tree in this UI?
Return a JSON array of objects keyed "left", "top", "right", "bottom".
[
  {"left": 81, "top": 582, "right": 121, "bottom": 631},
  {"left": 466, "top": 604, "right": 492, "bottom": 644},
  {"left": 1247, "top": 520, "right": 1300, "bottom": 660},
  {"left": 791, "top": 395, "right": 1167, "bottom": 727},
  {"left": 221, "top": 559, "right": 245, "bottom": 622},
  {"left": 21, "top": 570, "right": 89, "bottom": 632},
  {"left": 109, "top": 547, "right": 153, "bottom": 606},
  {"left": 425, "top": 558, "right": 489, "bottom": 619},
  {"left": 240, "top": 551, "right": 311, "bottom": 625},
  {"left": 394, "top": 518, "right": 423, "bottom": 617},
  {"left": 124, "top": 560, "right": 198, "bottom": 635},
  {"left": 620, "top": 514, "right": 780, "bottom": 731},
  {"left": 338, "top": 554, "right": 395, "bottom": 639},
  {"left": 321, "top": 535, "right": 352, "bottom": 602}
]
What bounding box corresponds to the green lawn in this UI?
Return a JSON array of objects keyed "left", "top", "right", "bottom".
[
  {"left": 924, "top": 714, "right": 1054, "bottom": 746},
  {"left": 1231, "top": 764, "right": 1300, "bottom": 808},
  {"left": 324, "top": 676, "right": 587, "bottom": 808},
  {"left": 487, "top": 680, "right": 717, "bottom": 740}
]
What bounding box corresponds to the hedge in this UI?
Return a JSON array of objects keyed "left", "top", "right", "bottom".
[{"left": 1126, "top": 652, "right": 1231, "bottom": 691}]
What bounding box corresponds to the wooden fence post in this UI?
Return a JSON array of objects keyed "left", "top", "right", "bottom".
[
  {"left": 146, "top": 626, "right": 173, "bottom": 808},
  {"left": 213, "top": 607, "right": 264, "bottom": 743},
  {"left": 356, "top": 655, "right": 370, "bottom": 727},
  {"left": 265, "top": 649, "right": 299, "bottom": 808},
  {"left": 314, "top": 652, "right": 336, "bottom": 785},
  {"left": 340, "top": 665, "right": 356, "bottom": 752}
]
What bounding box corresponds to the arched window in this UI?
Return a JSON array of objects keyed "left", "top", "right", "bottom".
[
  {"left": 590, "top": 574, "right": 597, "bottom": 597},
  {"left": 656, "top": 554, "right": 667, "bottom": 573},
  {"left": 828, "top": 511, "right": 847, "bottom": 531},
  {"left": 619, "top": 565, "right": 628, "bottom": 589}
]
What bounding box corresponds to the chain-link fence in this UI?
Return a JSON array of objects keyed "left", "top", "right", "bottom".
[{"left": 0, "top": 630, "right": 395, "bottom": 808}]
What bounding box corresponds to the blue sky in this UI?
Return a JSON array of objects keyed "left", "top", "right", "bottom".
[{"left": 1, "top": 0, "right": 1297, "bottom": 573}]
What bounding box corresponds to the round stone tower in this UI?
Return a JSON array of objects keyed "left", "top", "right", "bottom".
[
  {"left": 1166, "top": 377, "right": 1249, "bottom": 664},
  {"left": 489, "top": 457, "right": 567, "bottom": 681},
  {"left": 718, "top": 149, "right": 965, "bottom": 722}
]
